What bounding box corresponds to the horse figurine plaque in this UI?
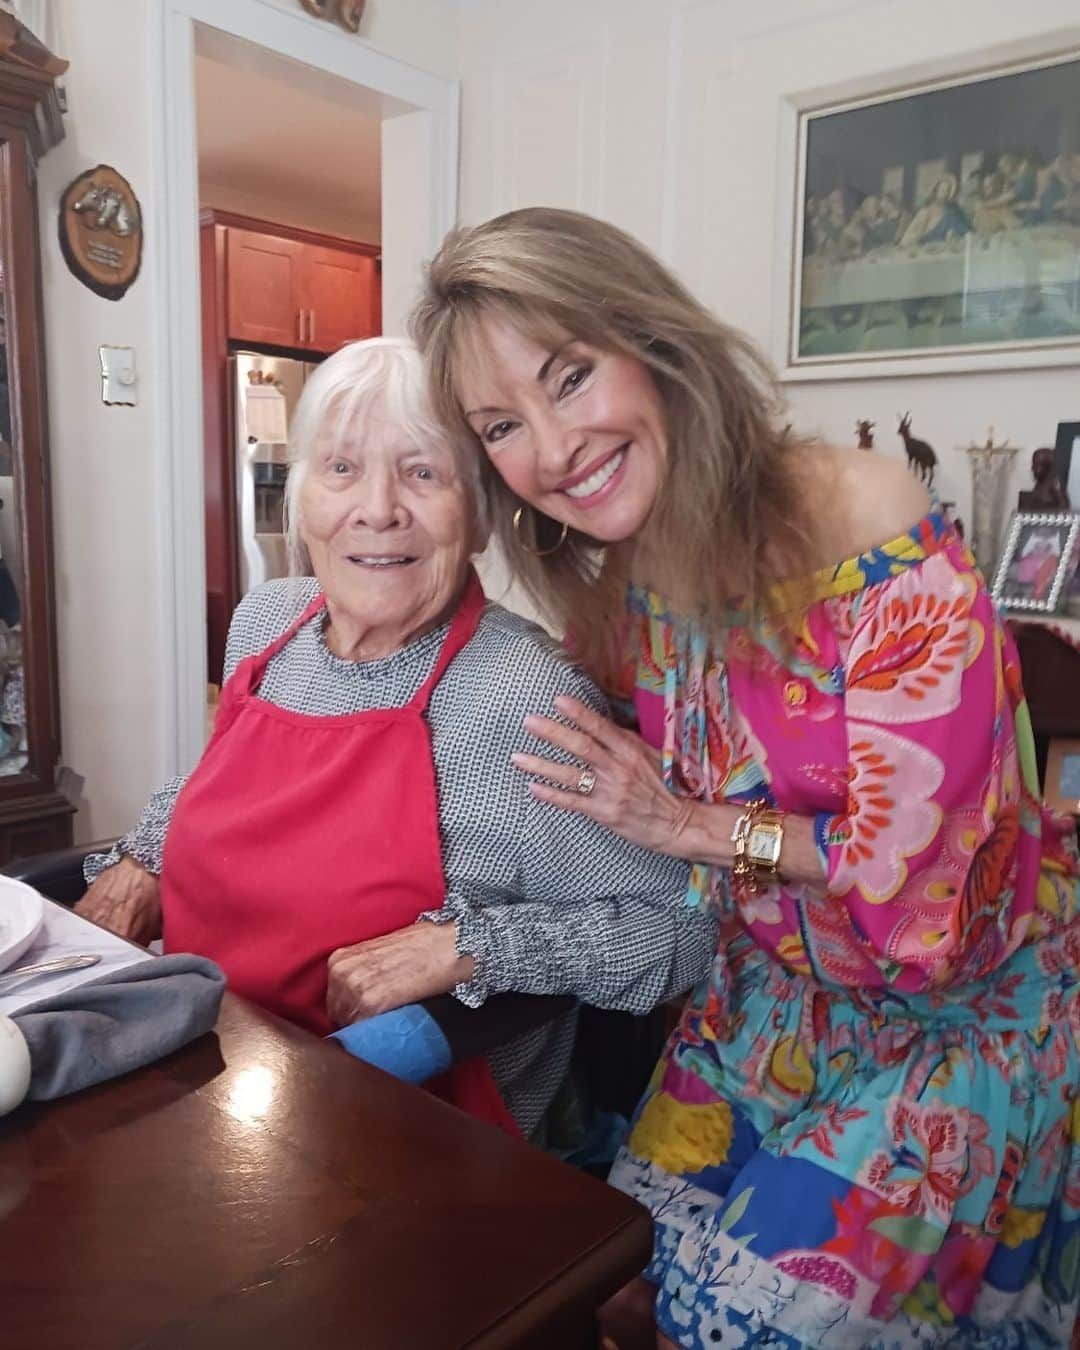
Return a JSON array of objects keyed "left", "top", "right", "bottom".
[{"left": 58, "top": 164, "right": 143, "bottom": 301}]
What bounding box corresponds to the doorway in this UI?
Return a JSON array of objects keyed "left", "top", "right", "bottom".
[
  {"left": 150, "top": 0, "right": 458, "bottom": 775},
  {"left": 195, "top": 27, "right": 386, "bottom": 696}
]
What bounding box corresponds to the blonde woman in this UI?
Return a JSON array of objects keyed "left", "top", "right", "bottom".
[{"left": 412, "top": 208, "right": 1080, "bottom": 1349}]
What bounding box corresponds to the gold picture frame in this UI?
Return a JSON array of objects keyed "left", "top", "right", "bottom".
[{"left": 788, "top": 49, "right": 1080, "bottom": 376}]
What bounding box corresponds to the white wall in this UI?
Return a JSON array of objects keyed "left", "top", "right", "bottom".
[
  {"left": 381, "top": 110, "right": 434, "bottom": 333},
  {"left": 38, "top": 0, "right": 167, "bottom": 843},
  {"left": 454, "top": 0, "right": 1080, "bottom": 536},
  {"left": 356, "top": 0, "right": 461, "bottom": 77},
  {"left": 198, "top": 180, "right": 382, "bottom": 243},
  {"left": 223, "top": 0, "right": 460, "bottom": 78},
  {"left": 36, "top": 0, "right": 458, "bottom": 842},
  {"left": 194, "top": 43, "right": 384, "bottom": 244}
]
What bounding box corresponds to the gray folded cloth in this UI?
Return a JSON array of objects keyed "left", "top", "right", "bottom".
[{"left": 11, "top": 954, "right": 226, "bottom": 1099}]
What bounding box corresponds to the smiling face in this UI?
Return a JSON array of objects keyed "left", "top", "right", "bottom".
[
  {"left": 298, "top": 398, "right": 474, "bottom": 660},
  {"left": 457, "top": 315, "right": 668, "bottom": 545}
]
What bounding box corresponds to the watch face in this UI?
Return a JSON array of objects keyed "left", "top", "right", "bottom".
[{"left": 748, "top": 825, "right": 782, "bottom": 865}]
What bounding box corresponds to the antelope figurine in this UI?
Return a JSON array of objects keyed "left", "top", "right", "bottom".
[
  {"left": 855, "top": 419, "right": 875, "bottom": 450},
  {"left": 897, "top": 413, "right": 936, "bottom": 487}
]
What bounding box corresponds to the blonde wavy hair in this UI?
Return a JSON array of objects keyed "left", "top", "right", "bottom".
[{"left": 411, "top": 208, "right": 814, "bottom": 674}]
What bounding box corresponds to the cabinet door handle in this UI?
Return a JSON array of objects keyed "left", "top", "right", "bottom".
[
  {"left": 298, "top": 308, "right": 305, "bottom": 344},
  {"left": 309, "top": 310, "right": 316, "bottom": 346}
]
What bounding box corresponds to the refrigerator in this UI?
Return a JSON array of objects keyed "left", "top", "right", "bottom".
[{"left": 230, "top": 351, "right": 320, "bottom": 595}]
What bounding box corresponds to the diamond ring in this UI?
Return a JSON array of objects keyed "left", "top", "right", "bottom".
[{"left": 576, "top": 766, "right": 598, "bottom": 796}]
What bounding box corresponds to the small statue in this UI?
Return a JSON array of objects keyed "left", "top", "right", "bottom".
[
  {"left": 897, "top": 412, "right": 936, "bottom": 487},
  {"left": 299, "top": 0, "right": 366, "bottom": 30},
  {"left": 1018, "top": 446, "right": 1070, "bottom": 512},
  {"left": 337, "top": 0, "right": 366, "bottom": 29},
  {"left": 855, "top": 419, "right": 875, "bottom": 450}
]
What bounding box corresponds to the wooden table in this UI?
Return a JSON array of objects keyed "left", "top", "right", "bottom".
[{"left": 0, "top": 993, "right": 652, "bottom": 1349}]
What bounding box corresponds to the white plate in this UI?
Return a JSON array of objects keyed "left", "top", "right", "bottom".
[{"left": 0, "top": 876, "right": 44, "bottom": 973}]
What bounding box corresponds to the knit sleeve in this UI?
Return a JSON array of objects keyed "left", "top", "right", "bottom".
[
  {"left": 83, "top": 776, "right": 187, "bottom": 882},
  {"left": 421, "top": 658, "right": 719, "bottom": 1010}
]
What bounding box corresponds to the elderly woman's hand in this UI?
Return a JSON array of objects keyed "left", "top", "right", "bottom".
[
  {"left": 325, "top": 922, "right": 474, "bottom": 1026},
  {"left": 512, "top": 695, "right": 697, "bottom": 857},
  {"left": 74, "top": 856, "right": 162, "bottom": 945}
]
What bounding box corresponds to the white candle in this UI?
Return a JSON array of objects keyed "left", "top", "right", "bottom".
[{"left": 0, "top": 1015, "right": 30, "bottom": 1115}]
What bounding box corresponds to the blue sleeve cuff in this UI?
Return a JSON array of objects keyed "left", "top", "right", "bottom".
[
  {"left": 328, "top": 1004, "right": 452, "bottom": 1085},
  {"left": 810, "top": 810, "right": 837, "bottom": 874}
]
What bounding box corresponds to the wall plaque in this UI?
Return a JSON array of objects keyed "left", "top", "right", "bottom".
[{"left": 58, "top": 163, "right": 142, "bottom": 301}]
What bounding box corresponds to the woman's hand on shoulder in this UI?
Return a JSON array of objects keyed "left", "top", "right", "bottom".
[
  {"left": 325, "top": 923, "right": 475, "bottom": 1027},
  {"left": 74, "top": 856, "right": 162, "bottom": 945},
  {"left": 511, "top": 694, "right": 693, "bottom": 856}
]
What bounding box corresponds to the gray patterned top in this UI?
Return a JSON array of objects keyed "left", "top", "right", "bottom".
[{"left": 85, "top": 579, "right": 717, "bottom": 1138}]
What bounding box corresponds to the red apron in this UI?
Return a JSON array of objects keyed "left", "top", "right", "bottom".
[{"left": 161, "top": 571, "right": 519, "bottom": 1134}]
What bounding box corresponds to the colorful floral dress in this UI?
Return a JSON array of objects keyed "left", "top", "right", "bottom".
[{"left": 607, "top": 512, "right": 1080, "bottom": 1348}]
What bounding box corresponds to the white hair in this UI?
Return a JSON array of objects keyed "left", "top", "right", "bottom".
[{"left": 283, "top": 336, "right": 486, "bottom": 575}]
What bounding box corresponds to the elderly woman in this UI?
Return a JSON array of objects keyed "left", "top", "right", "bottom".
[{"left": 77, "top": 337, "right": 716, "bottom": 1139}]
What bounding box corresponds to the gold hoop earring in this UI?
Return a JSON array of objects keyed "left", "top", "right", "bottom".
[{"left": 513, "top": 505, "right": 568, "bottom": 557}]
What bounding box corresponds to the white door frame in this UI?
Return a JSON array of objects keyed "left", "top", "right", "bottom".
[{"left": 148, "top": 0, "right": 459, "bottom": 775}]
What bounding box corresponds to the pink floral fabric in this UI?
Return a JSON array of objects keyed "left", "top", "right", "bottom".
[
  {"left": 623, "top": 515, "right": 1078, "bottom": 993},
  {"left": 607, "top": 513, "right": 1080, "bottom": 1348}
]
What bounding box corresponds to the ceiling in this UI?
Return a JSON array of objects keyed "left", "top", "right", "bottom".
[{"left": 194, "top": 39, "right": 382, "bottom": 242}]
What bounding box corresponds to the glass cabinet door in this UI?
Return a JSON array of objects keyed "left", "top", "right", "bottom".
[
  {"left": 0, "top": 40, "right": 74, "bottom": 859},
  {"left": 0, "top": 257, "right": 28, "bottom": 776}
]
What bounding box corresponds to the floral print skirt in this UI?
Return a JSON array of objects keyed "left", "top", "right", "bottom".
[{"left": 608, "top": 918, "right": 1080, "bottom": 1348}]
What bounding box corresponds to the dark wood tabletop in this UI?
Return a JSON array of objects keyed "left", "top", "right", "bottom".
[{"left": 0, "top": 993, "right": 652, "bottom": 1349}]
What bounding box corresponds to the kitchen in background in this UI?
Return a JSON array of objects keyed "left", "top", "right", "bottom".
[
  {"left": 196, "top": 29, "right": 382, "bottom": 689},
  {"left": 231, "top": 352, "right": 316, "bottom": 595}
]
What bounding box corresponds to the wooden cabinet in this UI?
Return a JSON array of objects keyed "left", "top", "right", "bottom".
[
  {"left": 222, "top": 219, "right": 379, "bottom": 355},
  {"left": 301, "top": 247, "right": 379, "bottom": 354},
  {"left": 0, "top": 20, "right": 75, "bottom": 860},
  {"left": 225, "top": 228, "right": 305, "bottom": 348},
  {"left": 199, "top": 211, "right": 381, "bottom": 684}
]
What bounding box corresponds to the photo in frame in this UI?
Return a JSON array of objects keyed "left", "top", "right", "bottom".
[
  {"left": 790, "top": 51, "right": 1080, "bottom": 373},
  {"left": 991, "top": 511, "right": 1080, "bottom": 613},
  {"left": 1044, "top": 737, "right": 1080, "bottom": 817}
]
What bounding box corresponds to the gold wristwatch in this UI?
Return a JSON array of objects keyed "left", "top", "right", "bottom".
[{"left": 730, "top": 799, "right": 785, "bottom": 894}]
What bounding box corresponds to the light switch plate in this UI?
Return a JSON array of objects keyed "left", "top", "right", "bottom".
[{"left": 99, "top": 345, "right": 137, "bottom": 406}]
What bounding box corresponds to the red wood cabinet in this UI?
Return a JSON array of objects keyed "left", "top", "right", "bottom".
[
  {"left": 301, "top": 247, "right": 379, "bottom": 353},
  {"left": 200, "top": 210, "right": 381, "bottom": 683},
  {"left": 225, "top": 228, "right": 306, "bottom": 348},
  {"left": 223, "top": 221, "right": 379, "bottom": 354}
]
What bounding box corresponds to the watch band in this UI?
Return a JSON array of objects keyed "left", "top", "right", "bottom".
[{"left": 730, "top": 798, "right": 786, "bottom": 894}]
